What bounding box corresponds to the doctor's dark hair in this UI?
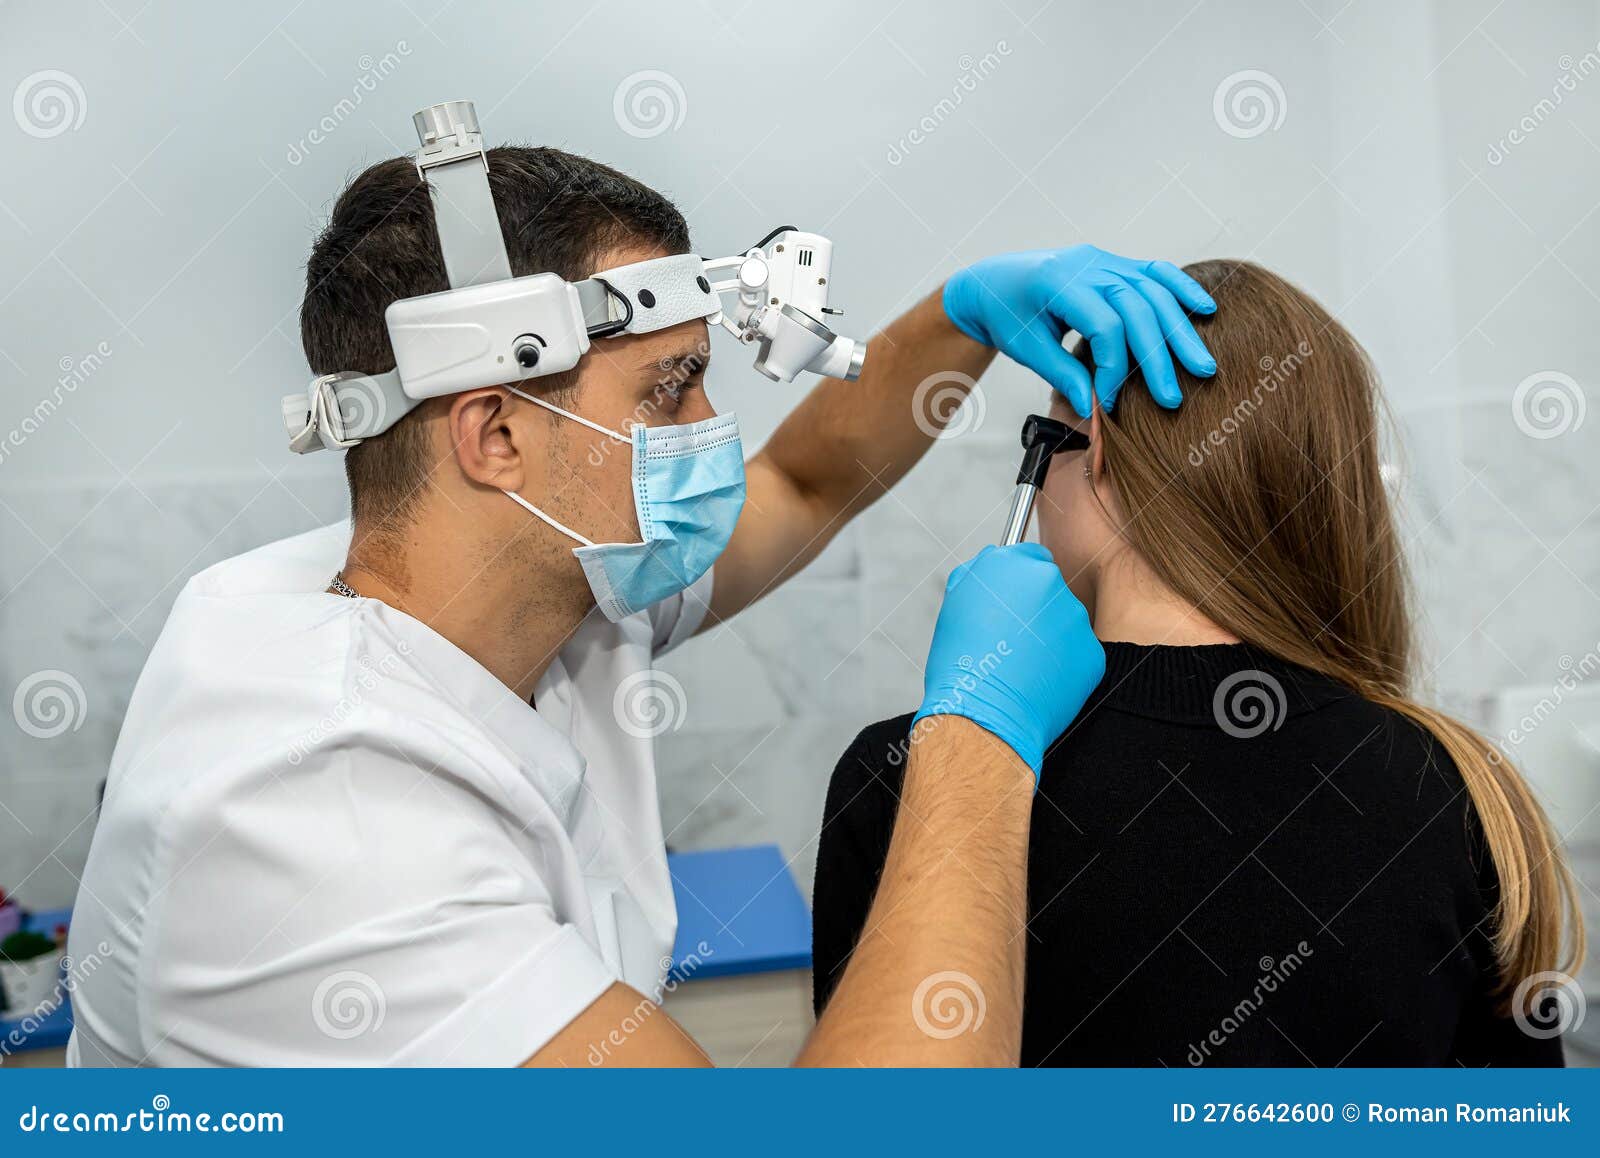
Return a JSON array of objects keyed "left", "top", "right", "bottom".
[
  {"left": 1074, "top": 259, "right": 1582, "bottom": 1016},
  {"left": 299, "top": 145, "right": 690, "bottom": 536}
]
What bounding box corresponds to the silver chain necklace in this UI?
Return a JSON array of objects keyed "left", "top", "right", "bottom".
[{"left": 328, "top": 572, "right": 361, "bottom": 599}]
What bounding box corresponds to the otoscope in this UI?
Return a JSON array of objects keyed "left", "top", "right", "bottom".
[{"left": 998, "top": 414, "right": 1089, "bottom": 546}]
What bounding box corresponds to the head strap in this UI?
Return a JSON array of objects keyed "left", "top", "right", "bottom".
[{"left": 413, "top": 101, "right": 512, "bottom": 288}]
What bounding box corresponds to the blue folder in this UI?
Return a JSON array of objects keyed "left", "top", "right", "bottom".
[{"left": 666, "top": 844, "right": 812, "bottom": 981}]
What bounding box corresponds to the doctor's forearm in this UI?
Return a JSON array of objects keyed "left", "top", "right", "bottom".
[
  {"left": 797, "top": 717, "right": 1032, "bottom": 1067},
  {"left": 758, "top": 288, "right": 995, "bottom": 522}
]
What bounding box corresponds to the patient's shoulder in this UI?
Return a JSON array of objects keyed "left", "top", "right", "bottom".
[
  {"left": 824, "top": 713, "right": 915, "bottom": 818},
  {"left": 1296, "top": 687, "right": 1468, "bottom": 794},
  {"left": 846, "top": 713, "right": 918, "bottom": 764}
]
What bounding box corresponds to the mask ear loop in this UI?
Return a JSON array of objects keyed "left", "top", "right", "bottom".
[
  {"left": 500, "top": 387, "right": 636, "bottom": 547},
  {"left": 504, "top": 385, "right": 634, "bottom": 444},
  {"left": 503, "top": 489, "right": 597, "bottom": 548}
]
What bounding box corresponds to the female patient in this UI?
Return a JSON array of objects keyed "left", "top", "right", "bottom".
[{"left": 812, "top": 260, "right": 1582, "bottom": 1066}]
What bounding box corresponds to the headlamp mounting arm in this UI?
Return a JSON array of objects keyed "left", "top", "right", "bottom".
[
  {"left": 283, "top": 101, "right": 865, "bottom": 455},
  {"left": 700, "top": 227, "right": 866, "bottom": 384}
]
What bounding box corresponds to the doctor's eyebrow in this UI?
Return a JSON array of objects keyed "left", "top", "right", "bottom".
[{"left": 643, "top": 349, "right": 710, "bottom": 376}]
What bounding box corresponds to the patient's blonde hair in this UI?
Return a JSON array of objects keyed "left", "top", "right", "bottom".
[{"left": 1090, "top": 259, "right": 1582, "bottom": 1014}]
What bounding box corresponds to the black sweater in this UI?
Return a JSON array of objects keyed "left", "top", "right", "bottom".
[{"left": 812, "top": 642, "right": 1562, "bottom": 1067}]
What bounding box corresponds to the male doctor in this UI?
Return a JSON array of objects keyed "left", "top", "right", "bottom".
[{"left": 66, "top": 140, "right": 1215, "bottom": 1066}]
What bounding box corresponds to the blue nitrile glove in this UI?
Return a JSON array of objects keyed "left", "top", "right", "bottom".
[
  {"left": 943, "top": 245, "right": 1218, "bottom": 416},
  {"left": 912, "top": 543, "right": 1105, "bottom": 780}
]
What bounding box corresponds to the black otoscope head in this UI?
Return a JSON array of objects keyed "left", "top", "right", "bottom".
[{"left": 1015, "top": 413, "right": 1086, "bottom": 486}]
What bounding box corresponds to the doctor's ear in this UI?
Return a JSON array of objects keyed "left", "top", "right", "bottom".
[{"left": 449, "top": 388, "right": 527, "bottom": 491}]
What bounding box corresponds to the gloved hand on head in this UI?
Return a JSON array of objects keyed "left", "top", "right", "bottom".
[
  {"left": 913, "top": 542, "right": 1105, "bottom": 781},
  {"left": 943, "top": 244, "right": 1217, "bottom": 416}
]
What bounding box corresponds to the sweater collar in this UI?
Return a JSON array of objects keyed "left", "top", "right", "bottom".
[{"left": 1088, "top": 641, "right": 1347, "bottom": 725}]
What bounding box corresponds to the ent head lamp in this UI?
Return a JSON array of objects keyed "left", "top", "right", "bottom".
[
  {"left": 284, "top": 100, "right": 866, "bottom": 454},
  {"left": 704, "top": 227, "right": 866, "bottom": 383}
]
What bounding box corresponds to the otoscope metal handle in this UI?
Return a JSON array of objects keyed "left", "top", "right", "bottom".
[
  {"left": 1000, "top": 484, "right": 1039, "bottom": 547},
  {"left": 997, "top": 414, "right": 1074, "bottom": 547}
]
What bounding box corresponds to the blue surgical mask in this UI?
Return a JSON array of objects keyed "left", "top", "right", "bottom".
[{"left": 503, "top": 388, "right": 746, "bottom": 622}]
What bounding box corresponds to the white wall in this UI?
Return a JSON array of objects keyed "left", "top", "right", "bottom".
[{"left": 2, "top": 0, "right": 1596, "bottom": 987}]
